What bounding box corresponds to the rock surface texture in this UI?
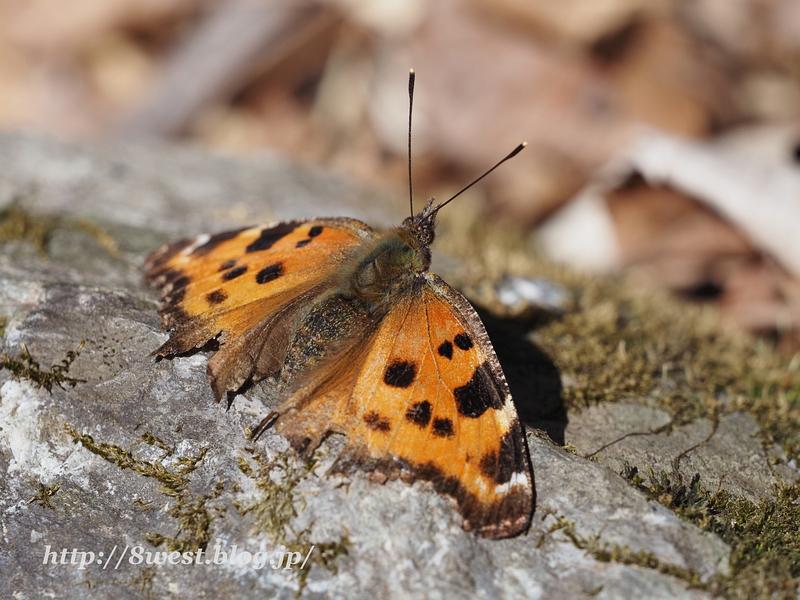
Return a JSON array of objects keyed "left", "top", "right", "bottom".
[{"left": 0, "top": 133, "right": 789, "bottom": 599}]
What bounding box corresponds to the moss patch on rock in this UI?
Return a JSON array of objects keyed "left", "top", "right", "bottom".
[
  {"left": 235, "top": 448, "right": 314, "bottom": 542},
  {"left": 63, "top": 425, "right": 219, "bottom": 553},
  {"left": 547, "top": 512, "right": 703, "bottom": 587},
  {"left": 26, "top": 479, "right": 60, "bottom": 510},
  {"left": 622, "top": 463, "right": 800, "bottom": 599},
  {"left": 0, "top": 201, "right": 121, "bottom": 258},
  {"left": 1, "top": 341, "right": 86, "bottom": 392},
  {"left": 0, "top": 201, "right": 56, "bottom": 255},
  {"left": 235, "top": 447, "right": 350, "bottom": 596}
]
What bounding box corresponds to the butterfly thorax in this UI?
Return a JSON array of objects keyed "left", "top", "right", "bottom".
[
  {"left": 343, "top": 233, "right": 423, "bottom": 308},
  {"left": 338, "top": 200, "right": 438, "bottom": 310}
]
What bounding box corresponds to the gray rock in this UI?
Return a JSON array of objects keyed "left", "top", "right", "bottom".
[
  {"left": 0, "top": 132, "right": 742, "bottom": 598},
  {"left": 565, "top": 403, "right": 781, "bottom": 502}
]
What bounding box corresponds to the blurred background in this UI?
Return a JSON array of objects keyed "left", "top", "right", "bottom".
[{"left": 2, "top": 0, "right": 800, "bottom": 351}]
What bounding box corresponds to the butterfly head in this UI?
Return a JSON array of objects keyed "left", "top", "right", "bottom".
[
  {"left": 398, "top": 196, "right": 448, "bottom": 274},
  {"left": 402, "top": 197, "right": 439, "bottom": 249}
]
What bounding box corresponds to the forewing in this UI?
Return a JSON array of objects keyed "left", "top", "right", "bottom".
[{"left": 145, "top": 218, "right": 376, "bottom": 397}]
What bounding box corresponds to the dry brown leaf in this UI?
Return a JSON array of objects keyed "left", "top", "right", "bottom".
[
  {"left": 607, "top": 177, "right": 754, "bottom": 269},
  {"left": 0, "top": 0, "right": 207, "bottom": 53},
  {"left": 368, "top": 0, "right": 632, "bottom": 223},
  {"left": 362, "top": 0, "right": 732, "bottom": 223},
  {"left": 469, "top": 0, "right": 668, "bottom": 44},
  {"left": 602, "top": 20, "right": 722, "bottom": 136}
]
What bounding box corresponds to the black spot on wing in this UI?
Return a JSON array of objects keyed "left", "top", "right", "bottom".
[
  {"left": 256, "top": 262, "right": 284, "bottom": 284},
  {"left": 383, "top": 360, "right": 417, "bottom": 388},
  {"left": 172, "top": 275, "right": 190, "bottom": 290},
  {"left": 363, "top": 411, "right": 391, "bottom": 432},
  {"left": 192, "top": 228, "right": 247, "bottom": 256},
  {"left": 479, "top": 452, "right": 498, "bottom": 481},
  {"left": 478, "top": 425, "right": 519, "bottom": 484},
  {"left": 295, "top": 226, "right": 324, "bottom": 248},
  {"left": 219, "top": 259, "right": 238, "bottom": 272},
  {"left": 437, "top": 340, "right": 453, "bottom": 359},
  {"left": 206, "top": 289, "right": 227, "bottom": 305},
  {"left": 432, "top": 417, "right": 454, "bottom": 438},
  {"left": 246, "top": 222, "right": 300, "bottom": 253},
  {"left": 222, "top": 265, "right": 247, "bottom": 281},
  {"left": 405, "top": 401, "right": 431, "bottom": 427},
  {"left": 454, "top": 333, "right": 473, "bottom": 351},
  {"left": 454, "top": 362, "right": 504, "bottom": 418}
]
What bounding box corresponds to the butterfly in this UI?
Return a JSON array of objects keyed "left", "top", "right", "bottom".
[{"left": 144, "top": 73, "right": 534, "bottom": 539}]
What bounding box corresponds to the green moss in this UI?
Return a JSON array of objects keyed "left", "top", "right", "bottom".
[
  {"left": 549, "top": 514, "right": 702, "bottom": 586},
  {"left": 287, "top": 530, "right": 351, "bottom": 598},
  {"left": 235, "top": 449, "right": 316, "bottom": 542},
  {"left": 620, "top": 462, "right": 713, "bottom": 525},
  {"left": 0, "top": 202, "right": 121, "bottom": 258},
  {"left": 437, "top": 211, "right": 800, "bottom": 596},
  {"left": 622, "top": 463, "right": 800, "bottom": 599},
  {"left": 115, "top": 565, "right": 156, "bottom": 599},
  {"left": 235, "top": 448, "right": 350, "bottom": 596},
  {"left": 0, "top": 316, "right": 7, "bottom": 338},
  {"left": 1, "top": 341, "right": 86, "bottom": 392},
  {"left": 74, "top": 218, "right": 122, "bottom": 258},
  {"left": 26, "top": 479, "right": 60, "bottom": 509},
  {"left": 310, "top": 535, "right": 350, "bottom": 574},
  {"left": 533, "top": 280, "right": 800, "bottom": 462},
  {"left": 133, "top": 498, "right": 155, "bottom": 511},
  {"left": 64, "top": 424, "right": 220, "bottom": 552},
  {"left": 0, "top": 201, "right": 56, "bottom": 255},
  {"left": 140, "top": 432, "right": 175, "bottom": 458}
]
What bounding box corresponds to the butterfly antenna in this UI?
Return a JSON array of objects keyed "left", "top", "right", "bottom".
[
  {"left": 434, "top": 142, "right": 527, "bottom": 213},
  {"left": 408, "top": 68, "right": 416, "bottom": 217}
]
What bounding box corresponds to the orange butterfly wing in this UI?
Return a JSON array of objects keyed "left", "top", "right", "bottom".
[
  {"left": 144, "top": 218, "right": 376, "bottom": 397},
  {"left": 270, "top": 272, "right": 533, "bottom": 538}
]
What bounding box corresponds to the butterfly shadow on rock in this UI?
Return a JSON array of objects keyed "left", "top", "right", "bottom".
[{"left": 474, "top": 306, "right": 567, "bottom": 445}]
